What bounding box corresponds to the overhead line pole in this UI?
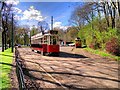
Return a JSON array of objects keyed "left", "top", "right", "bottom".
[{"left": 51, "top": 16, "right": 53, "bottom": 30}]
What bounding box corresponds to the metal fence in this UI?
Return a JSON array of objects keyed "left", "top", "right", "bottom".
[{"left": 15, "top": 47, "right": 26, "bottom": 90}]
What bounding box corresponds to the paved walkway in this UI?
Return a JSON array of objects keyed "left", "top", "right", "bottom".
[{"left": 17, "top": 47, "right": 119, "bottom": 89}]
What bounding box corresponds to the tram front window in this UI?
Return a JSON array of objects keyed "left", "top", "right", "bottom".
[
  {"left": 53, "top": 38, "right": 56, "bottom": 45},
  {"left": 50, "top": 36, "right": 57, "bottom": 45}
]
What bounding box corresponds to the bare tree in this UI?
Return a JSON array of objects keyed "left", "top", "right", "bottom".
[
  {"left": 70, "top": 2, "right": 97, "bottom": 30},
  {"left": 102, "top": 2, "right": 110, "bottom": 27},
  {"left": 37, "top": 21, "right": 49, "bottom": 34},
  {"left": 69, "top": 9, "right": 85, "bottom": 30},
  {"left": 108, "top": 2, "right": 116, "bottom": 28},
  {"left": 101, "top": 1, "right": 120, "bottom": 28}
]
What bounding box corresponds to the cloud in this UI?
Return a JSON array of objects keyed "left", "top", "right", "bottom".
[
  {"left": 14, "top": 15, "right": 21, "bottom": 20},
  {"left": 5, "top": 0, "right": 19, "bottom": 5},
  {"left": 53, "top": 22, "right": 69, "bottom": 30},
  {"left": 10, "top": 7, "right": 22, "bottom": 20},
  {"left": 53, "top": 22, "right": 62, "bottom": 27},
  {"left": 21, "top": 6, "right": 44, "bottom": 21},
  {"left": 11, "top": 7, "right": 22, "bottom": 14}
]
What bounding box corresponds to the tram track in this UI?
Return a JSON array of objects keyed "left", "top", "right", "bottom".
[
  {"left": 15, "top": 47, "right": 40, "bottom": 89},
  {"left": 36, "top": 62, "right": 66, "bottom": 89},
  {"left": 16, "top": 47, "right": 119, "bottom": 89},
  {"left": 22, "top": 58, "right": 67, "bottom": 89},
  {"left": 16, "top": 47, "right": 67, "bottom": 89}
]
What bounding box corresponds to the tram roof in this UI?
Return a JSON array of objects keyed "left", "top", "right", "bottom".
[
  {"left": 31, "top": 33, "right": 51, "bottom": 40},
  {"left": 31, "top": 30, "right": 58, "bottom": 40}
]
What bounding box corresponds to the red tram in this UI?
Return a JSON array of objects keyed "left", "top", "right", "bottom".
[
  {"left": 31, "top": 30, "right": 59, "bottom": 56},
  {"left": 75, "top": 37, "right": 82, "bottom": 48}
]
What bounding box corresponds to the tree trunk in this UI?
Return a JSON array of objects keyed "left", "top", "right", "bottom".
[
  {"left": 91, "top": 9, "right": 94, "bottom": 30},
  {"left": 2, "top": 32, "right": 4, "bottom": 52},
  {"left": 108, "top": 3, "right": 116, "bottom": 28},
  {"left": 112, "top": 18, "right": 115, "bottom": 29},
  {"left": 103, "top": 3, "right": 110, "bottom": 27},
  {"left": 9, "top": 40, "right": 11, "bottom": 48},
  {"left": 5, "top": 32, "right": 7, "bottom": 50},
  {"left": 118, "top": 2, "right": 120, "bottom": 16},
  {"left": 113, "top": 6, "right": 116, "bottom": 28}
]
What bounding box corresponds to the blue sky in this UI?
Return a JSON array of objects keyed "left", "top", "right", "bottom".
[{"left": 13, "top": 2, "right": 83, "bottom": 30}]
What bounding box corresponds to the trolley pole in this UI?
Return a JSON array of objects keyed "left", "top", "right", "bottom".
[
  {"left": 51, "top": 16, "right": 53, "bottom": 30},
  {"left": 11, "top": 13, "right": 14, "bottom": 52}
]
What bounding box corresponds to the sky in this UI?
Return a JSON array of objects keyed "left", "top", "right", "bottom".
[{"left": 12, "top": 2, "right": 83, "bottom": 30}]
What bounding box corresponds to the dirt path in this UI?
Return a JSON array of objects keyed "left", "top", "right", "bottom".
[{"left": 17, "top": 47, "right": 119, "bottom": 89}]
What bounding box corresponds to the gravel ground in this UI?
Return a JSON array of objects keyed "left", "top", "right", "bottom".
[{"left": 15, "top": 47, "right": 119, "bottom": 89}]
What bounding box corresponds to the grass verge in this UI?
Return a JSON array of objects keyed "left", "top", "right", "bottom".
[
  {"left": 84, "top": 48, "right": 120, "bottom": 61},
  {"left": 0, "top": 48, "right": 13, "bottom": 89}
]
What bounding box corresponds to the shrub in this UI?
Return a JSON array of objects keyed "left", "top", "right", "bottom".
[
  {"left": 105, "top": 38, "right": 120, "bottom": 56},
  {"left": 89, "top": 42, "right": 100, "bottom": 50},
  {"left": 89, "top": 43, "right": 95, "bottom": 49}
]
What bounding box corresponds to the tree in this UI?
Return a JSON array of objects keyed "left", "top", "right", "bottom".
[
  {"left": 18, "top": 27, "right": 29, "bottom": 45},
  {"left": 37, "top": 21, "right": 49, "bottom": 34},
  {"left": 30, "top": 25, "right": 39, "bottom": 36},
  {"left": 54, "top": 27, "right": 66, "bottom": 41},
  {"left": 101, "top": 2, "right": 110, "bottom": 27},
  {"left": 118, "top": 1, "right": 120, "bottom": 16},
  {"left": 101, "top": 2, "right": 120, "bottom": 28},
  {"left": 70, "top": 2, "right": 98, "bottom": 31},
  {"left": 65, "top": 27, "right": 78, "bottom": 42},
  {"left": 1, "top": 2, "right": 12, "bottom": 51}
]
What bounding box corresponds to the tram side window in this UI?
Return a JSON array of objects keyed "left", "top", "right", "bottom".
[
  {"left": 50, "top": 36, "right": 52, "bottom": 45},
  {"left": 44, "top": 36, "right": 47, "bottom": 44}
]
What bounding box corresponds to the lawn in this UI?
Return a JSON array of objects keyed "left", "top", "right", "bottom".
[
  {"left": 0, "top": 48, "right": 13, "bottom": 89},
  {"left": 84, "top": 48, "right": 120, "bottom": 61}
]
